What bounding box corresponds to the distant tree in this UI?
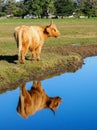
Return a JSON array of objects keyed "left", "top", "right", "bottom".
[
  {"left": 0, "top": 0, "right": 6, "bottom": 16},
  {"left": 41, "top": 0, "right": 55, "bottom": 18},
  {"left": 3, "top": 0, "right": 17, "bottom": 15},
  {"left": 0, "top": 0, "right": 4, "bottom": 11},
  {"left": 13, "top": 1, "right": 24, "bottom": 17},
  {"left": 22, "top": 0, "right": 42, "bottom": 17},
  {"left": 54, "top": 0, "right": 75, "bottom": 17},
  {"left": 22, "top": 0, "right": 55, "bottom": 18},
  {"left": 78, "top": 0, "right": 97, "bottom": 17},
  {"left": 30, "top": 0, "right": 42, "bottom": 17}
]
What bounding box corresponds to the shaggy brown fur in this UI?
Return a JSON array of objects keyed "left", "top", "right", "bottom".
[{"left": 14, "top": 22, "right": 60, "bottom": 64}]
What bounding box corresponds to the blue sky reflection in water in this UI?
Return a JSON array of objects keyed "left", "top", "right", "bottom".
[{"left": 0, "top": 56, "right": 97, "bottom": 130}]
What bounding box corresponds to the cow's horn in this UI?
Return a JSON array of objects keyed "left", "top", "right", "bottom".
[
  {"left": 51, "top": 19, "right": 53, "bottom": 24},
  {"left": 50, "top": 108, "right": 55, "bottom": 115},
  {"left": 49, "top": 20, "right": 53, "bottom": 26}
]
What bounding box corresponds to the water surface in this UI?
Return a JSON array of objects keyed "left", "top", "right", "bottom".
[{"left": 0, "top": 56, "right": 97, "bottom": 130}]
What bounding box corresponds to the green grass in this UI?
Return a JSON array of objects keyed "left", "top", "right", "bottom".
[
  {"left": 0, "top": 17, "right": 97, "bottom": 88},
  {"left": 0, "top": 17, "right": 97, "bottom": 45}
]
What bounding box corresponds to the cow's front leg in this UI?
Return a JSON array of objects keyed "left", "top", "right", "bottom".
[
  {"left": 36, "top": 54, "right": 40, "bottom": 61},
  {"left": 21, "top": 52, "right": 25, "bottom": 64},
  {"left": 32, "top": 51, "right": 36, "bottom": 61}
]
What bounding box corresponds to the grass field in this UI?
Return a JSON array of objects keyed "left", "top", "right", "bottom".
[
  {"left": 1, "top": 18, "right": 97, "bottom": 45},
  {"left": 0, "top": 18, "right": 97, "bottom": 89}
]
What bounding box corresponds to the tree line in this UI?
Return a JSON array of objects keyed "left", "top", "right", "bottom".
[{"left": 0, "top": 0, "right": 97, "bottom": 18}]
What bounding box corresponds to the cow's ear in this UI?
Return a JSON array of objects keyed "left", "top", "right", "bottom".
[{"left": 45, "top": 26, "right": 51, "bottom": 34}]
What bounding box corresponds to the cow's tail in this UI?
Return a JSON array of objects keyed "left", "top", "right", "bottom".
[
  {"left": 14, "top": 27, "right": 22, "bottom": 61},
  {"left": 14, "top": 29, "right": 19, "bottom": 48}
]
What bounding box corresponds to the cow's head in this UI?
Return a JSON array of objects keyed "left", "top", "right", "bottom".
[
  {"left": 47, "top": 96, "right": 62, "bottom": 114},
  {"left": 45, "top": 21, "right": 60, "bottom": 37}
]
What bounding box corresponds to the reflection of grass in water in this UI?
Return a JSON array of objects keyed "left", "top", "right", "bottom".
[{"left": 0, "top": 18, "right": 97, "bottom": 88}]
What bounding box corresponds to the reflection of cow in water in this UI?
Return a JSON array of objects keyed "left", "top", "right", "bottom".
[{"left": 17, "top": 81, "right": 62, "bottom": 118}]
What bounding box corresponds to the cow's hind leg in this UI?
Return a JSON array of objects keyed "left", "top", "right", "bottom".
[
  {"left": 18, "top": 49, "right": 25, "bottom": 64},
  {"left": 18, "top": 49, "right": 22, "bottom": 63},
  {"left": 21, "top": 47, "right": 28, "bottom": 64}
]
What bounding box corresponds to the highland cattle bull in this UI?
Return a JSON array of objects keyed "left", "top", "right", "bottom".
[
  {"left": 14, "top": 22, "right": 60, "bottom": 64},
  {"left": 17, "top": 81, "right": 62, "bottom": 118}
]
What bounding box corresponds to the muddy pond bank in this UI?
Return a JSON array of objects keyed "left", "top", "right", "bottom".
[
  {"left": 0, "top": 45, "right": 97, "bottom": 92},
  {"left": 44, "top": 45, "right": 97, "bottom": 58}
]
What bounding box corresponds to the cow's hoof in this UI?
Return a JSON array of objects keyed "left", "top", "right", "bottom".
[
  {"left": 32, "top": 59, "right": 36, "bottom": 62},
  {"left": 21, "top": 60, "right": 25, "bottom": 64},
  {"left": 36, "top": 58, "right": 40, "bottom": 61}
]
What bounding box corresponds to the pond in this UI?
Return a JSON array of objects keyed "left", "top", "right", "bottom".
[{"left": 0, "top": 56, "right": 97, "bottom": 130}]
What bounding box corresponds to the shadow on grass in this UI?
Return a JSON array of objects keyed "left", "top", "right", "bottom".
[{"left": 0, "top": 55, "right": 18, "bottom": 64}]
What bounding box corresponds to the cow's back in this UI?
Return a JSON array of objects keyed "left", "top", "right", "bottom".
[
  {"left": 21, "top": 26, "right": 44, "bottom": 49},
  {"left": 29, "top": 26, "right": 44, "bottom": 45}
]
